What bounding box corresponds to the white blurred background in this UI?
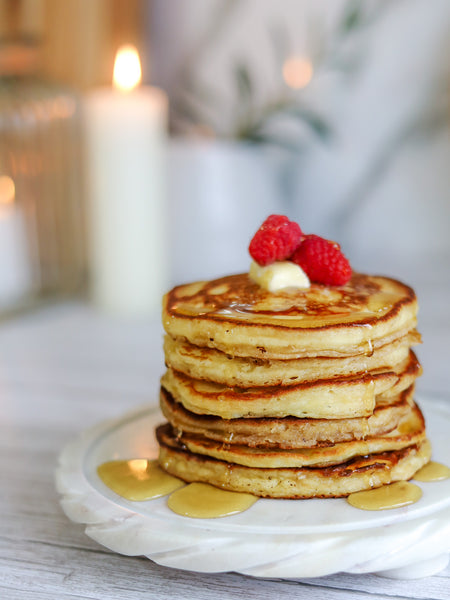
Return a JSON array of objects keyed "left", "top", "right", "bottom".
[
  {"left": 0, "top": 0, "right": 449, "bottom": 396},
  {"left": 149, "top": 0, "right": 450, "bottom": 282},
  {"left": 1, "top": 0, "right": 448, "bottom": 301}
]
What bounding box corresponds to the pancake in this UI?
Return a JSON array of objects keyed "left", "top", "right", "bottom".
[
  {"left": 161, "top": 351, "right": 420, "bottom": 419},
  {"left": 158, "top": 261, "right": 427, "bottom": 499},
  {"left": 160, "top": 385, "right": 414, "bottom": 448},
  {"left": 163, "top": 333, "right": 420, "bottom": 391},
  {"left": 378, "top": 351, "right": 422, "bottom": 398},
  {"left": 168, "top": 402, "right": 426, "bottom": 468},
  {"left": 157, "top": 426, "right": 432, "bottom": 498},
  {"left": 163, "top": 273, "right": 418, "bottom": 360}
]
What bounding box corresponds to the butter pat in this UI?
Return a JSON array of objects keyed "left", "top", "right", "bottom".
[{"left": 249, "top": 260, "right": 310, "bottom": 292}]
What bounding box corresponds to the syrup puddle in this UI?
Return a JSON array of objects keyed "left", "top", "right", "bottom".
[
  {"left": 97, "top": 459, "right": 184, "bottom": 501},
  {"left": 167, "top": 482, "right": 258, "bottom": 518},
  {"left": 97, "top": 459, "right": 257, "bottom": 518},
  {"left": 346, "top": 462, "right": 450, "bottom": 511},
  {"left": 97, "top": 459, "right": 449, "bottom": 516},
  {"left": 347, "top": 481, "right": 422, "bottom": 511},
  {"left": 413, "top": 461, "right": 450, "bottom": 482}
]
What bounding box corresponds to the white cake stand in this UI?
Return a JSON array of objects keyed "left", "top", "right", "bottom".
[{"left": 55, "top": 395, "right": 450, "bottom": 580}]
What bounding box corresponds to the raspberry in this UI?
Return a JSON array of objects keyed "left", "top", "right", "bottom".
[
  {"left": 249, "top": 215, "right": 302, "bottom": 266},
  {"left": 290, "top": 234, "right": 352, "bottom": 285}
]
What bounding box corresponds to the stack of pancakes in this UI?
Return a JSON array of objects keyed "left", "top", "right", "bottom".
[{"left": 157, "top": 272, "right": 431, "bottom": 498}]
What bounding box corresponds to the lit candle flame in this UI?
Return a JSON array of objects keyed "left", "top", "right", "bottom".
[
  {"left": 283, "top": 56, "right": 313, "bottom": 90},
  {"left": 113, "top": 45, "right": 142, "bottom": 92},
  {"left": 0, "top": 175, "right": 15, "bottom": 206}
]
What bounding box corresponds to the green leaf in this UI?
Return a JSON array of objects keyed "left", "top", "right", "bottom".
[
  {"left": 234, "top": 63, "right": 253, "bottom": 103},
  {"left": 267, "top": 104, "right": 332, "bottom": 140},
  {"left": 244, "top": 131, "right": 305, "bottom": 154},
  {"left": 302, "top": 114, "right": 332, "bottom": 139},
  {"left": 341, "top": 0, "right": 363, "bottom": 33}
]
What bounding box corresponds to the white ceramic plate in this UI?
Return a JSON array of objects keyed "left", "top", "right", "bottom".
[{"left": 56, "top": 395, "right": 450, "bottom": 579}]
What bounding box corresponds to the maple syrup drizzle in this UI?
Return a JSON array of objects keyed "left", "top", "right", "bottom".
[
  {"left": 413, "top": 461, "right": 450, "bottom": 482},
  {"left": 346, "top": 481, "right": 422, "bottom": 511},
  {"left": 169, "top": 274, "right": 404, "bottom": 330},
  {"left": 167, "top": 482, "right": 258, "bottom": 518},
  {"left": 97, "top": 459, "right": 184, "bottom": 501}
]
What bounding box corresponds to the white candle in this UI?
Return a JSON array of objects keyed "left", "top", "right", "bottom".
[
  {"left": 0, "top": 175, "right": 32, "bottom": 309},
  {"left": 84, "top": 45, "right": 168, "bottom": 316}
]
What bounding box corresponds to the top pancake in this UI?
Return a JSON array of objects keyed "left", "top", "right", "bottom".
[{"left": 163, "top": 272, "right": 417, "bottom": 359}]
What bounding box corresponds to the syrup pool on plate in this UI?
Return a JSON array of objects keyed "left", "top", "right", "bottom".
[
  {"left": 97, "top": 459, "right": 449, "bottom": 515},
  {"left": 347, "top": 481, "right": 422, "bottom": 511},
  {"left": 413, "top": 461, "right": 450, "bottom": 482},
  {"left": 97, "top": 459, "right": 258, "bottom": 517},
  {"left": 97, "top": 459, "right": 184, "bottom": 501},
  {"left": 167, "top": 482, "right": 258, "bottom": 518}
]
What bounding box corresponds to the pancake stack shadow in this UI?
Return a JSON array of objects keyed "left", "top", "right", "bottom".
[{"left": 157, "top": 273, "right": 431, "bottom": 498}]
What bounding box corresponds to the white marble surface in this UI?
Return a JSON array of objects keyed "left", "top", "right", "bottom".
[{"left": 1, "top": 293, "right": 450, "bottom": 599}]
